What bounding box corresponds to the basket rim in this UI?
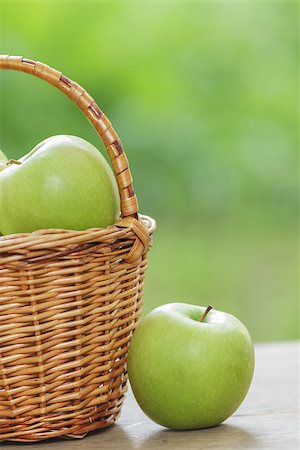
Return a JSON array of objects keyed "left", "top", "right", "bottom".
[
  {"left": 0, "top": 214, "right": 155, "bottom": 242},
  {"left": 0, "top": 214, "right": 156, "bottom": 264}
]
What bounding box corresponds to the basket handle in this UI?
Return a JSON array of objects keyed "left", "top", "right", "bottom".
[{"left": 0, "top": 55, "right": 138, "bottom": 220}]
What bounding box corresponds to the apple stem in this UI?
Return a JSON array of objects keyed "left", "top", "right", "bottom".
[
  {"left": 200, "top": 305, "right": 214, "bottom": 322},
  {"left": 7, "top": 159, "right": 22, "bottom": 166}
]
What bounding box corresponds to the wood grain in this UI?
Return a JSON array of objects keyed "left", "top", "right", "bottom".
[{"left": 1, "top": 341, "right": 298, "bottom": 449}]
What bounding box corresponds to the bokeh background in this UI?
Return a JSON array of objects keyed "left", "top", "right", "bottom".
[{"left": 0, "top": 1, "right": 298, "bottom": 342}]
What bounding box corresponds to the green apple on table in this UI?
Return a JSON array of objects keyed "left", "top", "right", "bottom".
[
  {"left": 128, "top": 303, "right": 254, "bottom": 430},
  {"left": 0, "top": 135, "right": 120, "bottom": 235}
]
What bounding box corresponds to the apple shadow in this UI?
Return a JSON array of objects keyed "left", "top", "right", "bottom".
[
  {"left": 1, "top": 424, "right": 135, "bottom": 450},
  {"left": 136, "top": 423, "right": 260, "bottom": 450}
]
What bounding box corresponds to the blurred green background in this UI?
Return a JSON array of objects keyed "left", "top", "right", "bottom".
[{"left": 0, "top": 1, "right": 298, "bottom": 342}]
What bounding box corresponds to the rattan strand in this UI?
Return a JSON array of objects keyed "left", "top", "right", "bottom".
[{"left": 0, "top": 56, "right": 155, "bottom": 442}]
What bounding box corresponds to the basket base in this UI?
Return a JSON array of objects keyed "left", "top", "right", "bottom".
[{"left": 0, "top": 400, "right": 122, "bottom": 442}]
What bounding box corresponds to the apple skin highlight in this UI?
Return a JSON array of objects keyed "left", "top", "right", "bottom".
[{"left": 127, "top": 303, "right": 255, "bottom": 430}]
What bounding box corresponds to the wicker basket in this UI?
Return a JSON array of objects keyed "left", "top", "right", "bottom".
[{"left": 0, "top": 56, "right": 155, "bottom": 442}]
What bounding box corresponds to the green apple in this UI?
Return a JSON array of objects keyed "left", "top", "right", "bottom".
[
  {"left": 127, "top": 303, "right": 254, "bottom": 430},
  {"left": 0, "top": 136, "right": 120, "bottom": 235},
  {"left": 0, "top": 150, "right": 8, "bottom": 171},
  {"left": 0, "top": 150, "right": 8, "bottom": 235}
]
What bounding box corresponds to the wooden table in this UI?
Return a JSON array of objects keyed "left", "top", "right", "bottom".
[{"left": 2, "top": 341, "right": 299, "bottom": 450}]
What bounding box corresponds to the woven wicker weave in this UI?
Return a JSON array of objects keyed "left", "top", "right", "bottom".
[{"left": 0, "top": 55, "right": 155, "bottom": 442}]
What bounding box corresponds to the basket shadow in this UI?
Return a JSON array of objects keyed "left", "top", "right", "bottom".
[
  {"left": 1, "top": 423, "right": 134, "bottom": 450},
  {"left": 135, "top": 423, "right": 259, "bottom": 450}
]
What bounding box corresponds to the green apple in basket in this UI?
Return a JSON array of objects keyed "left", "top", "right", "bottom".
[
  {"left": 128, "top": 303, "right": 254, "bottom": 430},
  {"left": 0, "top": 150, "right": 8, "bottom": 235},
  {"left": 0, "top": 150, "right": 8, "bottom": 171},
  {"left": 0, "top": 135, "right": 120, "bottom": 235}
]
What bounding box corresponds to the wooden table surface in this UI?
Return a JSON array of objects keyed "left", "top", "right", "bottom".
[{"left": 2, "top": 341, "right": 299, "bottom": 450}]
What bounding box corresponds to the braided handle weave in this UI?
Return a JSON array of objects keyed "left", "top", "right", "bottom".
[{"left": 0, "top": 55, "right": 138, "bottom": 219}]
